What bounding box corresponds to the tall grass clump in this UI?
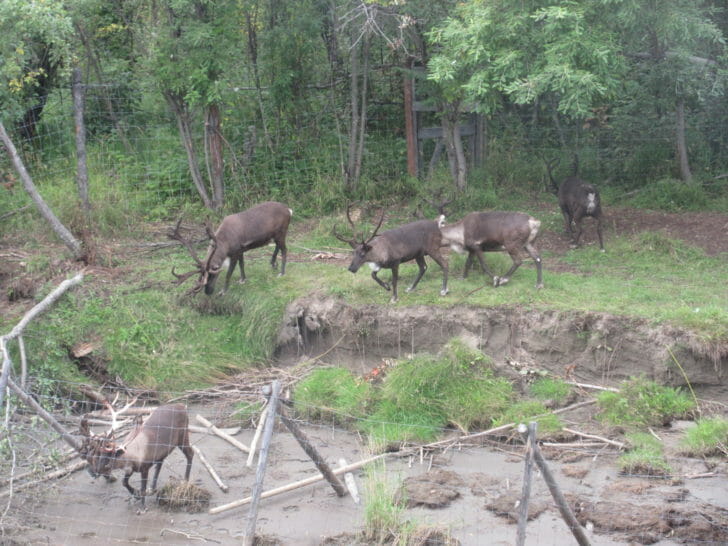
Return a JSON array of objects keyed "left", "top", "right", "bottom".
[
  {"left": 618, "top": 432, "right": 671, "bottom": 477},
  {"left": 361, "top": 340, "right": 513, "bottom": 445},
  {"left": 680, "top": 417, "right": 728, "bottom": 457},
  {"left": 294, "top": 367, "right": 371, "bottom": 424},
  {"left": 597, "top": 376, "right": 695, "bottom": 428},
  {"left": 529, "top": 377, "right": 573, "bottom": 405},
  {"left": 493, "top": 401, "right": 563, "bottom": 434},
  {"left": 363, "top": 462, "right": 412, "bottom": 545}
]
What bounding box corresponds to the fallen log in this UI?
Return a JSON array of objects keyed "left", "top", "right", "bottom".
[
  {"left": 246, "top": 405, "right": 268, "bottom": 467},
  {"left": 210, "top": 453, "right": 387, "bottom": 515},
  {"left": 196, "top": 414, "right": 250, "bottom": 453},
  {"left": 192, "top": 446, "right": 228, "bottom": 493}
]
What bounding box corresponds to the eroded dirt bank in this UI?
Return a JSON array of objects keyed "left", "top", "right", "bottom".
[{"left": 277, "top": 295, "right": 727, "bottom": 396}]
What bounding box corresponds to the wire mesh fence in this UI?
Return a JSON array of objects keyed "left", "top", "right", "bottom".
[{"left": 1, "top": 374, "right": 727, "bottom": 546}]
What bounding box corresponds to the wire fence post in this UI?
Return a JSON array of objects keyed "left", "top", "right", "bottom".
[
  {"left": 516, "top": 421, "right": 537, "bottom": 546},
  {"left": 242, "top": 380, "right": 281, "bottom": 546}
]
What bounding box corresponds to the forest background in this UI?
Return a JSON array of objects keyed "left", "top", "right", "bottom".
[{"left": 1, "top": 0, "right": 728, "bottom": 237}]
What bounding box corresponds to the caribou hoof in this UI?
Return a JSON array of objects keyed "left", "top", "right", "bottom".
[
  {"left": 389, "top": 297, "right": 398, "bottom": 304},
  {"left": 405, "top": 286, "right": 414, "bottom": 293},
  {"left": 440, "top": 288, "right": 449, "bottom": 296},
  {"left": 600, "top": 248, "right": 606, "bottom": 253},
  {"left": 535, "top": 282, "right": 544, "bottom": 290},
  {"left": 492, "top": 276, "right": 500, "bottom": 287},
  {"left": 495, "top": 277, "right": 509, "bottom": 287}
]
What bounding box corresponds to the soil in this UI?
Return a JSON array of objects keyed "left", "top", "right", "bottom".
[{"left": 1, "top": 205, "right": 727, "bottom": 545}]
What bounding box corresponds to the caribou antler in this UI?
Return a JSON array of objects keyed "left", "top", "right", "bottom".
[
  {"left": 103, "top": 393, "right": 140, "bottom": 432},
  {"left": 168, "top": 217, "right": 209, "bottom": 291},
  {"left": 333, "top": 204, "right": 385, "bottom": 246}
]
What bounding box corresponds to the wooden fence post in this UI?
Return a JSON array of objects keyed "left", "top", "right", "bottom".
[
  {"left": 516, "top": 422, "right": 537, "bottom": 546},
  {"left": 532, "top": 438, "right": 591, "bottom": 546},
  {"left": 242, "top": 380, "right": 281, "bottom": 546}
]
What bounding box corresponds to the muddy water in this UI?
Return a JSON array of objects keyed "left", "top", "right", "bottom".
[{"left": 10, "top": 413, "right": 727, "bottom": 545}]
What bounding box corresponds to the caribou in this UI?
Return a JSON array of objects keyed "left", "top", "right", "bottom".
[
  {"left": 334, "top": 206, "right": 449, "bottom": 303},
  {"left": 438, "top": 210, "right": 544, "bottom": 289},
  {"left": 79, "top": 402, "right": 193, "bottom": 509},
  {"left": 169, "top": 201, "right": 292, "bottom": 295}
]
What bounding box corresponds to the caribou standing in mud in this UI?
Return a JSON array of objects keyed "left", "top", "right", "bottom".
[
  {"left": 79, "top": 402, "right": 193, "bottom": 509},
  {"left": 170, "top": 201, "right": 293, "bottom": 295}
]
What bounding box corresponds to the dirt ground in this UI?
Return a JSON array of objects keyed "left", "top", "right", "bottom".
[{"left": 1, "top": 205, "right": 727, "bottom": 545}]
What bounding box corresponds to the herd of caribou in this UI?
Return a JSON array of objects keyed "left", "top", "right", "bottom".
[
  {"left": 169, "top": 167, "right": 603, "bottom": 303},
  {"left": 77, "top": 167, "right": 604, "bottom": 508}
]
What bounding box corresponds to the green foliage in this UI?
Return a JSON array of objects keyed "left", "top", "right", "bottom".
[
  {"left": 597, "top": 377, "right": 695, "bottom": 429},
  {"left": 493, "top": 401, "right": 562, "bottom": 434},
  {"left": 361, "top": 341, "right": 513, "bottom": 445},
  {"left": 363, "top": 462, "right": 412, "bottom": 545},
  {"left": 680, "top": 417, "right": 728, "bottom": 457},
  {"left": 529, "top": 377, "right": 573, "bottom": 405},
  {"left": 294, "top": 368, "right": 371, "bottom": 424},
  {"left": 626, "top": 179, "right": 710, "bottom": 212},
  {"left": 618, "top": 432, "right": 672, "bottom": 477}
]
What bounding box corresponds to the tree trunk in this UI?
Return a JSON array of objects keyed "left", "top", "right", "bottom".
[
  {"left": 245, "top": 10, "right": 274, "bottom": 153},
  {"left": 0, "top": 122, "right": 84, "bottom": 260},
  {"left": 205, "top": 103, "right": 224, "bottom": 210},
  {"left": 346, "top": 35, "right": 361, "bottom": 192},
  {"left": 164, "top": 91, "right": 213, "bottom": 209},
  {"left": 353, "top": 32, "right": 370, "bottom": 185},
  {"left": 442, "top": 104, "right": 467, "bottom": 191},
  {"left": 72, "top": 68, "right": 91, "bottom": 216},
  {"left": 675, "top": 98, "right": 692, "bottom": 182}
]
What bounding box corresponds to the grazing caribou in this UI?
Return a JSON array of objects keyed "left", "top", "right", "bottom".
[
  {"left": 546, "top": 158, "right": 605, "bottom": 251},
  {"left": 170, "top": 201, "right": 292, "bottom": 295},
  {"left": 334, "top": 206, "right": 449, "bottom": 303},
  {"left": 79, "top": 403, "right": 193, "bottom": 509},
  {"left": 438, "top": 211, "right": 544, "bottom": 289}
]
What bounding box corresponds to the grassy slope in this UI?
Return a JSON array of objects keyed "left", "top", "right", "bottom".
[{"left": 2, "top": 210, "right": 726, "bottom": 395}]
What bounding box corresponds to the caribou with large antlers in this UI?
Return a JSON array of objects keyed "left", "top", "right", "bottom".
[
  {"left": 79, "top": 402, "right": 193, "bottom": 509},
  {"left": 334, "top": 206, "right": 449, "bottom": 303},
  {"left": 169, "top": 201, "right": 292, "bottom": 295}
]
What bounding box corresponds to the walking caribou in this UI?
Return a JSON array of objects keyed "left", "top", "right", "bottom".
[{"left": 334, "top": 206, "right": 449, "bottom": 303}]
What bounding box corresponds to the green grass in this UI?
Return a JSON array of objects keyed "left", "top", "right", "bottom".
[
  {"left": 529, "top": 377, "right": 573, "bottom": 404},
  {"left": 618, "top": 432, "right": 672, "bottom": 477},
  {"left": 493, "top": 401, "right": 563, "bottom": 433},
  {"left": 597, "top": 376, "right": 696, "bottom": 429},
  {"left": 363, "top": 462, "right": 413, "bottom": 545},
  {"left": 294, "top": 367, "right": 371, "bottom": 423},
  {"left": 680, "top": 417, "right": 728, "bottom": 457}
]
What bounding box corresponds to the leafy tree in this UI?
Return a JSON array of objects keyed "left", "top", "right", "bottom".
[
  {"left": 146, "top": 0, "right": 241, "bottom": 210},
  {"left": 607, "top": 0, "right": 727, "bottom": 181},
  {"left": 0, "top": 0, "right": 74, "bottom": 138}
]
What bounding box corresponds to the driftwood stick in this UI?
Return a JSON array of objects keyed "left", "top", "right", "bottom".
[
  {"left": 279, "top": 409, "right": 347, "bottom": 497},
  {"left": 565, "top": 381, "right": 618, "bottom": 393},
  {"left": 243, "top": 381, "right": 281, "bottom": 546},
  {"left": 541, "top": 442, "right": 609, "bottom": 448},
  {"left": 563, "top": 427, "right": 625, "bottom": 450},
  {"left": 192, "top": 446, "right": 228, "bottom": 493},
  {"left": 551, "top": 399, "right": 598, "bottom": 415},
  {"left": 7, "top": 378, "right": 80, "bottom": 452},
  {"left": 210, "top": 452, "right": 387, "bottom": 515},
  {"left": 339, "top": 458, "right": 360, "bottom": 504},
  {"left": 196, "top": 414, "right": 250, "bottom": 453},
  {"left": 0, "top": 272, "right": 84, "bottom": 407},
  {"left": 0, "top": 460, "right": 88, "bottom": 498},
  {"left": 532, "top": 442, "right": 591, "bottom": 546},
  {"left": 246, "top": 405, "right": 268, "bottom": 467}
]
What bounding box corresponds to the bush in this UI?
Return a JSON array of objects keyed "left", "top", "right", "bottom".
[{"left": 627, "top": 179, "right": 709, "bottom": 212}]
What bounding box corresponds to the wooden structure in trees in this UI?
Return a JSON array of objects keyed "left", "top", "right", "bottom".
[{"left": 404, "top": 66, "right": 486, "bottom": 179}]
